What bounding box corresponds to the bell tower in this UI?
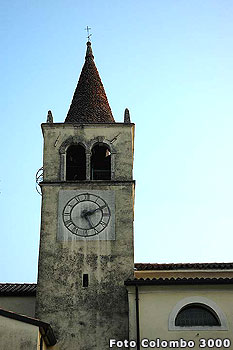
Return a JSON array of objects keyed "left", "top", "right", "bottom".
[{"left": 36, "top": 41, "right": 135, "bottom": 350}]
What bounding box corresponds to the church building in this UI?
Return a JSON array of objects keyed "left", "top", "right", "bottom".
[{"left": 1, "top": 41, "right": 233, "bottom": 350}]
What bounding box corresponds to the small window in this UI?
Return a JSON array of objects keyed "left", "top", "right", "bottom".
[
  {"left": 83, "top": 274, "right": 88, "bottom": 287},
  {"left": 175, "top": 304, "right": 220, "bottom": 327},
  {"left": 66, "top": 145, "right": 86, "bottom": 180},
  {"left": 91, "top": 144, "right": 111, "bottom": 180}
]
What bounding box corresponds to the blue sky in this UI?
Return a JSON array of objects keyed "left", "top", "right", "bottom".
[{"left": 1, "top": 0, "right": 233, "bottom": 282}]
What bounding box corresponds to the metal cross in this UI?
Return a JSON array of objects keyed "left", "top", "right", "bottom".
[{"left": 85, "top": 26, "right": 92, "bottom": 42}]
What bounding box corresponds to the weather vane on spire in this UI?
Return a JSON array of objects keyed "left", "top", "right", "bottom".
[{"left": 85, "top": 26, "right": 92, "bottom": 42}]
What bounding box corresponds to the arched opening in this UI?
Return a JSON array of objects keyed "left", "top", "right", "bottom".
[
  {"left": 91, "top": 144, "right": 111, "bottom": 180},
  {"left": 175, "top": 304, "right": 220, "bottom": 327},
  {"left": 66, "top": 145, "right": 86, "bottom": 180}
]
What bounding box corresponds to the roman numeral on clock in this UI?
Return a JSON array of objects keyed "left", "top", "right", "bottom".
[
  {"left": 100, "top": 221, "right": 106, "bottom": 227},
  {"left": 64, "top": 219, "right": 73, "bottom": 227}
]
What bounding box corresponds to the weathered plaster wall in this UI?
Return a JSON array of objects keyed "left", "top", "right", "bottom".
[
  {"left": 0, "top": 315, "right": 38, "bottom": 350},
  {"left": 37, "top": 183, "right": 134, "bottom": 350},
  {"left": 0, "top": 296, "right": 36, "bottom": 317},
  {"left": 128, "top": 285, "right": 233, "bottom": 350},
  {"left": 36, "top": 123, "right": 135, "bottom": 350},
  {"left": 41, "top": 123, "right": 134, "bottom": 181}
]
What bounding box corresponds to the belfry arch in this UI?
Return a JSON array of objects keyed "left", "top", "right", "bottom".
[
  {"left": 90, "top": 143, "right": 111, "bottom": 180},
  {"left": 59, "top": 137, "right": 87, "bottom": 181},
  {"left": 66, "top": 144, "right": 86, "bottom": 180},
  {"left": 37, "top": 41, "right": 135, "bottom": 350},
  {"left": 60, "top": 137, "right": 116, "bottom": 181}
]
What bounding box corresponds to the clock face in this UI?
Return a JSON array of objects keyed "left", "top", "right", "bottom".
[{"left": 62, "top": 193, "right": 111, "bottom": 237}]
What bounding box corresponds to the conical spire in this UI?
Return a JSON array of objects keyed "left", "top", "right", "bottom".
[{"left": 65, "top": 42, "right": 115, "bottom": 123}]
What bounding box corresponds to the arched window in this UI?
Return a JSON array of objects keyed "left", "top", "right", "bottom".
[
  {"left": 91, "top": 144, "right": 111, "bottom": 180},
  {"left": 175, "top": 304, "right": 220, "bottom": 327},
  {"left": 66, "top": 145, "right": 86, "bottom": 180}
]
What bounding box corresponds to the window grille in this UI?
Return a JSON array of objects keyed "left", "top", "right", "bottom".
[{"left": 175, "top": 304, "right": 220, "bottom": 327}]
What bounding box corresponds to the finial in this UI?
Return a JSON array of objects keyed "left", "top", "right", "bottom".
[
  {"left": 85, "top": 26, "right": 92, "bottom": 42},
  {"left": 85, "top": 40, "right": 94, "bottom": 60},
  {"left": 124, "top": 108, "right": 131, "bottom": 123},
  {"left": 65, "top": 33, "right": 115, "bottom": 123},
  {"left": 47, "top": 110, "right": 53, "bottom": 123}
]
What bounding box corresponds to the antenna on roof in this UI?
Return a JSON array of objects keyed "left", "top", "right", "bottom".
[{"left": 85, "top": 26, "right": 92, "bottom": 42}]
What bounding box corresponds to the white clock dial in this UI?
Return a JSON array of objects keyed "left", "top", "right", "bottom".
[{"left": 62, "top": 193, "right": 111, "bottom": 237}]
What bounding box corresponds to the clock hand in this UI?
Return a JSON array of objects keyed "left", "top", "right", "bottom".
[
  {"left": 85, "top": 205, "right": 106, "bottom": 216},
  {"left": 80, "top": 209, "right": 88, "bottom": 218},
  {"left": 84, "top": 214, "right": 94, "bottom": 228}
]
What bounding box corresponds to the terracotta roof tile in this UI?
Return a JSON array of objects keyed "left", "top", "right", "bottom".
[
  {"left": 1, "top": 263, "right": 233, "bottom": 293},
  {"left": 135, "top": 262, "right": 233, "bottom": 271},
  {"left": 125, "top": 277, "right": 233, "bottom": 286},
  {"left": 0, "top": 283, "right": 36, "bottom": 296},
  {"left": 65, "top": 42, "right": 115, "bottom": 124}
]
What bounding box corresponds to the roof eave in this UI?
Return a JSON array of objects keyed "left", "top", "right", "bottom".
[
  {"left": 0, "top": 308, "right": 56, "bottom": 346},
  {"left": 125, "top": 277, "right": 233, "bottom": 286}
]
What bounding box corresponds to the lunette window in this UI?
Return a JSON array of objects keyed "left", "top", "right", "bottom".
[{"left": 175, "top": 304, "right": 220, "bottom": 327}]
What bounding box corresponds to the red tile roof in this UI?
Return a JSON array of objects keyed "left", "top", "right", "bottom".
[
  {"left": 1, "top": 263, "right": 233, "bottom": 294},
  {"left": 125, "top": 277, "right": 233, "bottom": 286},
  {"left": 0, "top": 283, "right": 36, "bottom": 296},
  {"left": 135, "top": 262, "right": 233, "bottom": 270},
  {"left": 65, "top": 42, "right": 115, "bottom": 124}
]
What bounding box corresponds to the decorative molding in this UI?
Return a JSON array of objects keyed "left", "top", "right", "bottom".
[
  {"left": 59, "top": 136, "right": 117, "bottom": 181},
  {"left": 124, "top": 108, "right": 131, "bottom": 123},
  {"left": 88, "top": 138, "right": 116, "bottom": 180},
  {"left": 168, "top": 296, "right": 228, "bottom": 331},
  {"left": 59, "top": 136, "right": 87, "bottom": 154},
  {"left": 46, "top": 110, "right": 53, "bottom": 124},
  {"left": 60, "top": 154, "right": 66, "bottom": 181},
  {"left": 88, "top": 137, "right": 117, "bottom": 154},
  {"left": 86, "top": 153, "right": 91, "bottom": 180},
  {"left": 59, "top": 137, "right": 87, "bottom": 180}
]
